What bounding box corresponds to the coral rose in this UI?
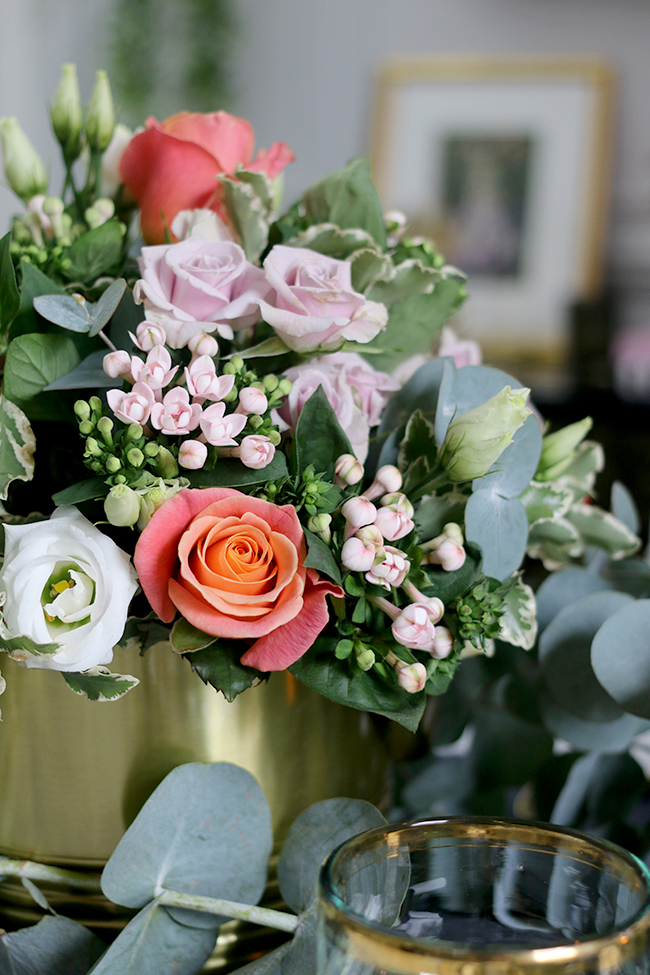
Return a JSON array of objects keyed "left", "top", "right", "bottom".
[
  {"left": 119, "top": 111, "right": 294, "bottom": 244},
  {"left": 134, "top": 488, "right": 342, "bottom": 671}
]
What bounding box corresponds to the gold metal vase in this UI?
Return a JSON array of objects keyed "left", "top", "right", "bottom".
[{"left": 0, "top": 643, "right": 389, "bottom": 965}]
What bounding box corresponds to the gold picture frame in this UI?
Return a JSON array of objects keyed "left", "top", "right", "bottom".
[{"left": 372, "top": 56, "right": 615, "bottom": 369}]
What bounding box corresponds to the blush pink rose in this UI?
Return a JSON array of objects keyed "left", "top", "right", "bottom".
[
  {"left": 119, "top": 111, "right": 294, "bottom": 245},
  {"left": 134, "top": 488, "right": 343, "bottom": 670},
  {"left": 133, "top": 239, "right": 271, "bottom": 349},
  {"left": 259, "top": 246, "right": 387, "bottom": 352}
]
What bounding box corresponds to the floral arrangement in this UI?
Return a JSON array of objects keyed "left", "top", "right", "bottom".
[{"left": 0, "top": 65, "right": 640, "bottom": 732}]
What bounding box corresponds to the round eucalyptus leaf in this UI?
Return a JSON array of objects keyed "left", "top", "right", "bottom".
[
  {"left": 539, "top": 592, "right": 631, "bottom": 723},
  {"left": 435, "top": 363, "right": 521, "bottom": 445},
  {"left": 540, "top": 693, "right": 650, "bottom": 752},
  {"left": 591, "top": 600, "right": 650, "bottom": 719},
  {"left": 2, "top": 916, "right": 105, "bottom": 975},
  {"left": 102, "top": 763, "right": 272, "bottom": 923},
  {"left": 472, "top": 414, "right": 542, "bottom": 500},
  {"left": 277, "top": 798, "right": 386, "bottom": 914},
  {"left": 535, "top": 567, "right": 612, "bottom": 633},
  {"left": 88, "top": 902, "right": 216, "bottom": 975},
  {"left": 611, "top": 481, "right": 640, "bottom": 536},
  {"left": 464, "top": 492, "right": 528, "bottom": 581},
  {"left": 378, "top": 357, "right": 447, "bottom": 437}
]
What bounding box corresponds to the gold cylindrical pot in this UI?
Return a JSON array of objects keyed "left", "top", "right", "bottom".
[{"left": 0, "top": 643, "right": 389, "bottom": 945}]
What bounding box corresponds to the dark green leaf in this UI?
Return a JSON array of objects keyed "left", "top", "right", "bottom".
[
  {"left": 303, "top": 529, "right": 341, "bottom": 585},
  {"left": 226, "top": 336, "right": 291, "bottom": 360},
  {"left": 0, "top": 232, "right": 19, "bottom": 335},
  {"left": 0, "top": 633, "right": 60, "bottom": 659},
  {"left": 102, "top": 763, "right": 272, "bottom": 915},
  {"left": 591, "top": 599, "right": 650, "bottom": 719},
  {"left": 471, "top": 707, "right": 554, "bottom": 789},
  {"left": 539, "top": 591, "right": 631, "bottom": 722},
  {"left": 293, "top": 386, "right": 352, "bottom": 480},
  {"left": 187, "top": 453, "right": 288, "bottom": 488},
  {"left": 4, "top": 333, "right": 80, "bottom": 405},
  {"left": 52, "top": 477, "right": 109, "bottom": 505},
  {"left": 63, "top": 220, "right": 124, "bottom": 283},
  {"left": 415, "top": 493, "right": 468, "bottom": 543},
  {"left": 301, "top": 158, "right": 386, "bottom": 248},
  {"left": 90, "top": 279, "right": 127, "bottom": 335},
  {"left": 398, "top": 410, "right": 437, "bottom": 471},
  {"left": 419, "top": 544, "right": 482, "bottom": 604},
  {"left": 8, "top": 262, "right": 66, "bottom": 341},
  {"left": 118, "top": 615, "right": 172, "bottom": 653},
  {"left": 62, "top": 668, "right": 139, "bottom": 701},
  {"left": 189, "top": 641, "right": 261, "bottom": 702},
  {"left": 426, "top": 654, "right": 461, "bottom": 696},
  {"left": 277, "top": 798, "right": 385, "bottom": 913},
  {"left": 170, "top": 618, "right": 217, "bottom": 653},
  {"left": 377, "top": 358, "right": 447, "bottom": 439},
  {"left": 45, "top": 350, "right": 120, "bottom": 391},
  {"left": 2, "top": 916, "right": 105, "bottom": 975},
  {"left": 289, "top": 636, "right": 426, "bottom": 731}
]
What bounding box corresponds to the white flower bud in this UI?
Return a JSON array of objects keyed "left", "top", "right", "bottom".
[
  {"left": 129, "top": 321, "right": 167, "bottom": 352},
  {"left": 103, "top": 350, "right": 132, "bottom": 379},
  {"left": 188, "top": 332, "right": 219, "bottom": 359},
  {"left": 104, "top": 484, "right": 140, "bottom": 527},
  {"left": 424, "top": 537, "right": 466, "bottom": 572},
  {"left": 430, "top": 626, "right": 454, "bottom": 659},
  {"left": 374, "top": 505, "right": 414, "bottom": 541},
  {"left": 341, "top": 496, "right": 377, "bottom": 531},
  {"left": 341, "top": 535, "right": 379, "bottom": 573},
  {"left": 391, "top": 603, "right": 438, "bottom": 651},
  {"left": 365, "top": 464, "right": 402, "bottom": 500},
  {"left": 380, "top": 492, "right": 414, "bottom": 517},
  {"left": 238, "top": 435, "right": 275, "bottom": 469},
  {"left": 85, "top": 70, "right": 115, "bottom": 152},
  {"left": 366, "top": 546, "right": 410, "bottom": 589},
  {"left": 334, "top": 453, "right": 364, "bottom": 487},
  {"left": 178, "top": 440, "right": 208, "bottom": 470},
  {"left": 237, "top": 387, "right": 268, "bottom": 415},
  {"left": 394, "top": 660, "right": 427, "bottom": 694}
]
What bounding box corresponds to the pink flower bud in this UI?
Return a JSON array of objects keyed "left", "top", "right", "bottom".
[
  {"left": 391, "top": 603, "right": 437, "bottom": 651},
  {"left": 199, "top": 402, "right": 247, "bottom": 446},
  {"left": 374, "top": 505, "right": 414, "bottom": 541},
  {"left": 443, "top": 522, "right": 464, "bottom": 545},
  {"left": 188, "top": 331, "right": 219, "bottom": 359},
  {"left": 131, "top": 345, "right": 178, "bottom": 391},
  {"left": 178, "top": 439, "right": 208, "bottom": 470},
  {"left": 365, "top": 464, "right": 402, "bottom": 500},
  {"left": 341, "top": 535, "right": 379, "bottom": 573},
  {"left": 238, "top": 435, "right": 275, "bottom": 469},
  {"left": 424, "top": 537, "right": 466, "bottom": 572},
  {"left": 366, "top": 546, "right": 410, "bottom": 589},
  {"left": 185, "top": 356, "right": 235, "bottom": 401},
  {"left": 341, "top": 496, "right": 377, "bottom": 532},
  {"left": 402, "top": 582, "right": 445, "bottom": 622},
  {"left": 430, "top": 626, "right": 454, "bottom": 659},
  {"left": 150, "top": 388, "right": 202, "bottom": 435},
  {"left": 394, "top": 660, "right": 427, "bottom": 694},
  {"left": 355, "top": 524, "right": 384, "bottom": 549},
  {"left": 334, "top": 453, "right": 364, "bottom": 487},
  {"left": 103, "top": 350, "right": 132, "bottom": 380},
  {"left": 237, "top": 386, "right": 268, "bottom": 416},
  {"left": 106, "top": 381, "right": 156, "bottom": 424},
  {"left": 380, "top": 492, "right": 414, "bottom": 516},
  {"left": 129, "top": 321, "right": 167, "bottom": 351}
]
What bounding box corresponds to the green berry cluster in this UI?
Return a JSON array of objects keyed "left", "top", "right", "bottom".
[
  {"left": 455, "top": 580, "right": 506, "bottom": 650},
  {"left": 74, "top": 397, "right": 178, "bottom": 485},
  {"left": 257, "top": 465, "right": 338, "bottom": 517},
  {"left": 391, "top": 237, "right": 446, "bottom": 270},
  {"left": 334, "top": 618, "right": 377, "bottom": 671},
  {"left": 222, "top": 356, "right": 291, "bottom": 443}
]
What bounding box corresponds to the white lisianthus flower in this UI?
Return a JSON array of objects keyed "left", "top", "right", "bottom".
[{"left": 0, "top": 507, "right": 138, "bottom": 672}]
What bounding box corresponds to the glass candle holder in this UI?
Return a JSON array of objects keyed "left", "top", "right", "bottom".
[{"left": 317, "top": 817, "right": 650, "bottom": 975}]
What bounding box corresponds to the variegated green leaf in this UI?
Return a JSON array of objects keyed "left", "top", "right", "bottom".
[
  {"left": 218, "top": 176, "right": 271, "bottom": 262},
  {"left": 349, "top": 247, "right": 393, "bottom": 293},
  {"left": 0, "top": 394, "right": 36, "bottom": 500},
  {"left": 527, "top": 516, "right": 583, "bottom": 570},
  {"left": 519, "top": 480, "right": 573, "bottom": 525},
  {"left": 289, "top": 222, "right": 378, "bottom": 258},
  {"left": 497, "top": 575, "right": 537, "bottom": 650},
  {"left": 0, "top": 626, "right": 61, "bottom": 661},
  {"left": 556, "top": 440, "right": 604, "bottom": 497},
  {"left": 566, "top": 504, "right": 641, "bottom": 560},
  {"left": 367, "top": 258, "right": 440, "bottom": 306},
  {"left": 62, "top": 666, "right": 139, "bottom": 701}
]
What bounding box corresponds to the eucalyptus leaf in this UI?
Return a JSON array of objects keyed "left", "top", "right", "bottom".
[
  {"left": 52, "top": 477, "right": 109, "bottom": 506},
  {"left": 20, "top": 877, "right": 51, "bottom": 913},
  {"left": 189, "top": 641, "right": 262, "bottom": 702},
  {"left": 293, "top": 386, "right": 352, "bottom": 480},
  {"left": 601, "top": 557, "right": 650, "bottom": 599},
  {"left": 0, "top": 394, "right": 35, "bottom": 501},
  {"left": 3, "top": 333, "right": 81, "bottom": 405},
  {"left": 87, "top": 901, "right": 216, "bottom": 975},
  {"left": 539, "top": 591, "right": 631, "bottom": 723},
  {"left": 2, "top": 916, "right": 105, "bottom": 975},
  {"left": 535, "top": 566, "right": 612, "bottom": 633},
  {"left": 279, "top": 914, "right": 317, "bottom": 975},
  {"left": 471, "top": 707, "right": 554, "bottom": 789},
  {"left": 228, "top": 942, "right": 292, "bottom": 975},
  {"left": 464, "top": 491, "right": 528, "bottom": 582},
  {"left": 540, "top": 693, "right": 650, "bottom": 753},
  {"left": 63, "top": 220, "right": 124, "bottom": 283},
  {"left": 32, "top": 294, "right": 91, "bottom": 332},
  {"left": 289, "top": 637, "right": 425, "bottom": 730},
  {"left": 45, "top": 350, "right": 120, "bottom": 391},
  {"left": 0, "top": 232, "right": 19, "bottom": 335},
  {"left": 303, "top": 529, "right": 341, "bottom": 585},
  {"left": 277, "top": 798, "right": 386, "bottom": 913},
  {"left": 550, "top": 752, "right": 603, "bottom": 826},
  {"left": 89, "top": 279, "right": 127, "bottom": 335},
  {"left": 62, "top": 667, "right": 139, "bottom": 702},
  {"left": 102, "top": 763, "right": 272, "bottom": 918},
  {"left": 591, "top": 600, "right": 650, "bottom": 719},
  {"left": 187, "top": 453, "right": 288, "bottom": 488}
]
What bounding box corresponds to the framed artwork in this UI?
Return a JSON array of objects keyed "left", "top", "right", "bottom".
[{"left": 372, "top": 57, "right": 615, "bottom": 365}]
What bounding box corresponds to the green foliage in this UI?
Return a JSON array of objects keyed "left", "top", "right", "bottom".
[
  {"left": 34, "top": 279, "right": 126, "bottom": 337},
  {"left": 292, "top": 386, "right": 352, "bottom": 481},
  {"left": 0, "top": 916, "right": 105, "bottom": 974},
  {"left": 170, "top": 618, "right": 217, "bottom": 653},
  {"left": 464, "top": 491, "right": 528, "bottom": 582},
  {"left": 0, "top": 631, "right": 60, "bottom": 660},
  {"left": 591, "top": 600, "right": 650, "bottom": 719},
  {"left": 303, "top": 529, "right": 341, "bottom": 585},
  {"left": 299, "top": 158, "right": 387, "bottom": 249},
  {"left": 46, "top": 350, "right": 119, "bottom": 391},
  {"left": 187, "top": 453, "right": 288, "bottom": 489},
  {"left": 219, "top": 172, "right": 273, "bottom": 262},
  {"left": 62, "top": 667, "right": 139, "bottom": 701},
  {"left": 188, "top": 641, "right": 262, "bottom": 702},
  {"left": 420, "top": 543, "right": 482, "bottom": 605},
  {"left": 3, "top": 333, "right": 81, "bottom": 410},
  {"left": 62, "top": 221, "right": 124, "bottom": 283},
  {"left": 9, "top": 260, "right": 66, "bottom": 340},
  {"left": 0, "top": 394, "right": 36, "bottom": 500},
  {"left": 0, "top": 232, "right": 20, "bottom": 343}
]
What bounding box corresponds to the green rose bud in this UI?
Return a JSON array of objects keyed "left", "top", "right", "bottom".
[
  {"left": 535, "top": 416, "right": 593, "bottom": 482},
  {"left": 85, "top": 70, "right": 115, "bottom": 152},
  {"left": 104, "top": 484, "right": 140, "bottom": 527},
  {"left": 51, "top": 64, "right": 83, "bottom": 161},
  {"left": 155, "top": 446, "right": 179, "bottom": 479},
  {"left": 0, "top": 117, "right": 48, "bottom": 202},
  {"left": 439, "top": 386, "right": 532, "bottom": 483}
]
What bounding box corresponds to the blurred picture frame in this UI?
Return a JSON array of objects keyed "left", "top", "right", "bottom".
[{"left": 372, "top": 57, "right": 615, "bottom": 369}]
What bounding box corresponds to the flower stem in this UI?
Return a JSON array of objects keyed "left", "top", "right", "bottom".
[
  {"left": 0, "top": 856, "right": 102, "bottom": 892},
  {"left": 97, "top": 329, "right": 117, "bottom": 352},
  {"left": 157, "top": 889, "right": 299, "bottom": 932},
  {"left": 367, "top": 594, "right": 399, "bottom": 621}
]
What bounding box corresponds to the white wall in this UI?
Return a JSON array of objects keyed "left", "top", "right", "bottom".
[{"left": 2, "top": 0, "right": 650, "bottom": 283}]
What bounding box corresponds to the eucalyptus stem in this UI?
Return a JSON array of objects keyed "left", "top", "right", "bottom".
[
  {"left": 98, "top": 329, "right": 117, "bottom": 352},
  {"left": 157, "top": 889, "right": 299, "bottom": 933},
  {"left": 0, "top": 857, "right": 102, "bottom": 892}
]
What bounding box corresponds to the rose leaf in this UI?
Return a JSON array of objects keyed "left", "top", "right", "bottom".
[
  {"left": 188, "top": 641, "right": 263, "bottom": 703},
  {"left": 187, "top": 453, "right": 288, "bottom": 489},
  {"left": 303, "top": 529, "right": 341, "bottom": 585}
]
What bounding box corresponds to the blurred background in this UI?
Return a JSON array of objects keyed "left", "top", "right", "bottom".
[{"left": 2, "top": 0, "right": 650, "bottom": 515}]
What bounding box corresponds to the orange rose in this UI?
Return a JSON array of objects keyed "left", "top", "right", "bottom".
[
  {"left": 119, "top": 111, "right": 294, "bottom": 244},
  {"left": 134, "top": 488, "right": 342, "bottom": 671}
]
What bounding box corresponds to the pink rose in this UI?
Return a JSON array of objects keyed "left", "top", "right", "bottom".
[
  {"left": 325, "top": 353, "right": 399, "bottom": 426},
  {"left": 259, "top": 246, "right": 387, "bottom": 352},
  {"left": 133, "top": 488, "right": 343, "bottom": 670},
  {"left": 119, "top": 110, "right": 294, "bottom": 245},
  {"left": 133, "top": 239, "right": 270, "bottom": 349},
  {"left": 437, "top": 326, "right": 482, "bottom": 368}
]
